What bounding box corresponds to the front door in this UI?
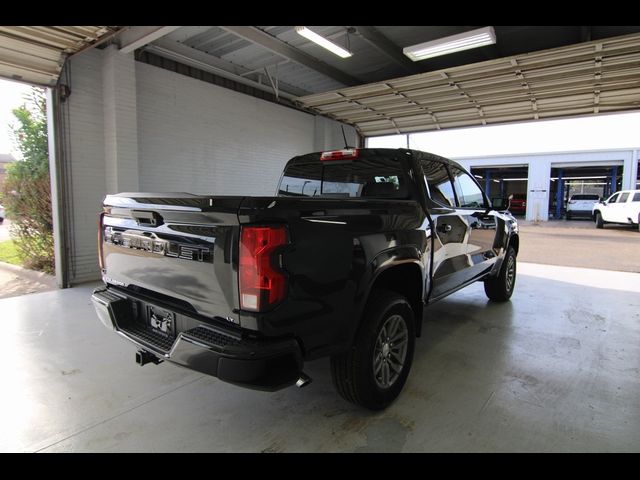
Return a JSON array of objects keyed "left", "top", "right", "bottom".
[
  {"left": 447, "top": 165, "right": 500, "bottom": 279},
  {"left": 421, "top": 160, "right": 474, "bottom": 299}
]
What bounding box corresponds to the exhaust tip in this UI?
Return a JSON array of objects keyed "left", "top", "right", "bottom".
[{"left": 296, "top": 372, "right": 312, "bottom": 388}]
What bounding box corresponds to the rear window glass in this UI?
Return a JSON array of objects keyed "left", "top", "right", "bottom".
[
  {"left": 278, "top": 155, "right": 408, "bottom": 199},
  {"left": 618, "top": 192, "right": 630, "bottom": 203},
  {"left": 633, "top": 193, "right": 640, "bottom": 202},
  {"left": 571, "top": 194, "right": 600, "bottom": 200}
]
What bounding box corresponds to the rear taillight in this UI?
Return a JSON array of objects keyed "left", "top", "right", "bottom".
[
  {"left": 239, "top": 226, "right": 289, "bottom": 312},
  {"left": 320, "top": 148, "right": 359, "bottom": 161},
  {"left": 98, "top": 212, "right": 105, "bottom": 271}
]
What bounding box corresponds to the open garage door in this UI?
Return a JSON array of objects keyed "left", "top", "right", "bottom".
[
  {"left": 549, "top": 161, "right": 624, "bottom": 219},
  {"left": 0, "top": 26, "right": 121, "bottom": 87},
  {"left": 471, "top": 165, "right": 529, "bottom": 216}
]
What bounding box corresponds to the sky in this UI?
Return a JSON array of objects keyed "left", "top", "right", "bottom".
[
  {"left": 0, "top": 77, "right": 36, "bottom": 156},
  {"left": 367, "top": 111, "right": 640, "bottom": 158}
]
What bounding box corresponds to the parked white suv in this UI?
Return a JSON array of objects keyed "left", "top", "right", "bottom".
[
  {"left": 566, "top": 193, "right": 600, "bottom": 220},
  {"left": 592, "top": 190, "right": 640, "bottom": 231}
]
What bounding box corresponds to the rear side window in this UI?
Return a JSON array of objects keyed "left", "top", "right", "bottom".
[
  {"left": 278, "top": 155, "right": 408, "bottom": 199},
  {"left": 422, "top": 161, "right": 455, "bottom": 207},
  {"left": 633, "top": 193, "right": 640, "bottom": 202}
]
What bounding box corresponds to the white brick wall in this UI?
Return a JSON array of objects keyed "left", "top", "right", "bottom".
[
  {"left": 103, "top": 45, "right": 139, "bottom": 194},
  {"left": 64, "top": 49, "right": 106, "bottom": 283},
  {"left": 136, "top": 62, "right": 315, "bottom": 196},
  {"left": 61, "top": 52, "right": 356, "bottom": 283}
]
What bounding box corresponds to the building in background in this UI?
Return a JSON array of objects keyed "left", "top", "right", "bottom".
[{"left": 0, "top": 153, "right": 15, "bottom": 189}]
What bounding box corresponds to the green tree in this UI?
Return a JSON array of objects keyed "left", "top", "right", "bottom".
[{"left": 1, "top": 87, "right": 54, "bottom": 273}]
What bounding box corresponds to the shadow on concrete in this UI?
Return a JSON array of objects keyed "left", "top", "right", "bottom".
[{"left": 1, "top": 268, "right": 639, "bottom": 452}]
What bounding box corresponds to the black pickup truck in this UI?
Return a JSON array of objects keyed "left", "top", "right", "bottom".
[{"left": 92, "top": 148, "right": 519, "bottom": 410}]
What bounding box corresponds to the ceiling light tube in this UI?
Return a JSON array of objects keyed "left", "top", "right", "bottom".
[
  {"left": 403, "top": 26, "right": 496, "bottom": 61},
  {"left": 295, "top": 26, "right": 353, "bottom": 58}
]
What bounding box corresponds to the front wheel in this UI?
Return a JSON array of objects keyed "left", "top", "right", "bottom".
[
  {"left": 330, "top": 289, "right": 415, "bottom": 411},
  {"left": 595, "top": 211, "right": 604, "bottom": 229},
  {"left": 484, "top": 246, "right": 517, "bottom": 302}
]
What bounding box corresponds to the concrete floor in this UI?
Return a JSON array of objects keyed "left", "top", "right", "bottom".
[
  {"left": 518, "top": 220, "right": 640, "bottom": 273},
  {"left": 1, "top": 262, "right": 639, "bottom": 452}
]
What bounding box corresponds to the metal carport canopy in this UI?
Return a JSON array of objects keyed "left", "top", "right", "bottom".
[
  {"left": 295, "top": 32, "right": 640, "bottom": 137},
  {"left": 0, "top": 26, "right": 120, "bottom": 86}
]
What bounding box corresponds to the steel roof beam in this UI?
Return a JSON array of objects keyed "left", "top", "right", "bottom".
[
  {"left": 353, "top": 26, "right": 421, "bottom": 75},
  {"left": 219, "top": 26, "right": 361, "bottom": 87},
  {"left": 118, "top": 26, "right": 182, "bottom": 54},
  {"left": 144, "top": 37, "right": 310, "bottom": 98}
]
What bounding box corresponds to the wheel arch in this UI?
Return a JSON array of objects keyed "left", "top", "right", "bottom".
[{"left": 363, "top": 261, "right": 424, "bottom": 338}]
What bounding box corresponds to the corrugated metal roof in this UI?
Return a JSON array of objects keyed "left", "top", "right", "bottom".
[
  {"left": 0, "top": 26, "right": 120, "bottom": 86},
  {"left": 296, "top": 32, "right": 640, "bottom": 136}
]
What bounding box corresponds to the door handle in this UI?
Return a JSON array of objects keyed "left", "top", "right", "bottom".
[{"left": 437, "top": 223, "right": 452, "bottom": 234}]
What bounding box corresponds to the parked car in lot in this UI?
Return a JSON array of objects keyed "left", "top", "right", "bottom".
[
  {"left": 508, "top": 193, "right": 526, "bottom": 215},
  {"left": 92, "top": 148, "right": 520, "bottom": 410},
  {"left": 592, "top": 189, "right": 640, "bottom": 231},
  {"left": 0, "top": 204, "right": 5, "bottom": 224},
  {"left": 566, "top": 193, "right": 601, "bottom": 220}
]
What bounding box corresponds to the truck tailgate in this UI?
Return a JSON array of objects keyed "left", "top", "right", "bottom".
[{"left": 101, "top": 193, "right": 243, "bottom": 323}]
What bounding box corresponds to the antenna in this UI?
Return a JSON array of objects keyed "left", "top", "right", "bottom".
[{"left": 341, "top": 124, "right": 351, "bottom": 149}]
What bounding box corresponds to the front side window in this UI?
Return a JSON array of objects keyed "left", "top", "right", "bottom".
[
  {"left": 608, "top": 193, "right": 620, "bottom": 203},
  {"left": 422, "top": 161, "right": 455, "bottom": 207},
  {"left": 449, "top": 166, "right": 487, "bottom": 208}
]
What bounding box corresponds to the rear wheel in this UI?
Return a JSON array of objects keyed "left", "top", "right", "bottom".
[
  {"left": 330, "top": 289, "right": 415, "bottom": 411},
  {"left": 595, "top": 211, "right": 604, "bottom": 229},
  {"left": 484, "top": 246, "right": 517, "bottom": 302}
]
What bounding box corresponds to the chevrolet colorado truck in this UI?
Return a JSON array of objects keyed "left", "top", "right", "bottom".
[{"left": 92, "top": 148, "right": 520, "bottom": 410}]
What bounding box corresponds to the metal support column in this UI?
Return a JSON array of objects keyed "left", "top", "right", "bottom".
[
  {"left": 556, "top": 169, "right": 564, "bottom": 219},
  {"left": 610, "top": 166, "right": 618, "bottom": 194},
  {"left": 46, "top": 86, "right": 69, "bottom": 288},
  {"left": 485, "top": 170, "right": 491, "bottom": 199}
]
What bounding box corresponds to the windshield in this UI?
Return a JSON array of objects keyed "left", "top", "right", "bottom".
[{"left": 278, "top": 155, "right": 409, "bottom": 199}]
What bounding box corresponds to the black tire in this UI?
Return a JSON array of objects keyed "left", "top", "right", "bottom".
[
  {"left": 595, "top": 211, "right": 604, "bottom": 229},
  {"left": 484, "top": 246, "right": 517, "bottom": 302},
  {"left": 330, "top": 289, "right": 415, "bottom": 411}
]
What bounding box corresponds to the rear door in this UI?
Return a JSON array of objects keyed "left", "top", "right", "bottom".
[{"left": 614, "top": 192, "right": 631, "bottom": 223}]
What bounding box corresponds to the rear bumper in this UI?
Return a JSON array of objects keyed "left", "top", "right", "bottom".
[
  {"left": 92, "top": 287, "right": 303, "bottom": 391},
  {"left": 567, "top": 209, "right": 593, "bottom": 217}
]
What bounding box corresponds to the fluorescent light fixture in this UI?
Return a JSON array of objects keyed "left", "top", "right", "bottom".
[
  {"left": 403, "top": 26, "right": 496, "bottom": 61},
  {"left": 295, "top": 26, "right": 353, "bottom": 58}
]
